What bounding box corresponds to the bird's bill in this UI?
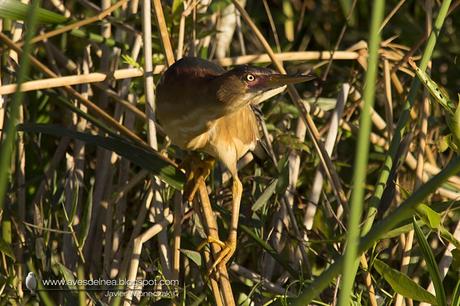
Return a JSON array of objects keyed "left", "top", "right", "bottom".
[
  {"left": 265, "top": 74, "right": 317, "bottom": 88},
  {"left": 250, "top": 74, "right": 316, "bottom": 105}
]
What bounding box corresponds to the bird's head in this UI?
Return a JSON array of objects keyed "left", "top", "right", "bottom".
[{"left": 215, "top": 65, "right": 316, "bottom": 111}]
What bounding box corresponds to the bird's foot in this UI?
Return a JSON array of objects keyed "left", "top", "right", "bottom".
[
  {"left": 181, "top": 156, "right": 215, "bottom": 202},
  {"left": 198, "top": 236, "right": 236, "bottom": 275}
]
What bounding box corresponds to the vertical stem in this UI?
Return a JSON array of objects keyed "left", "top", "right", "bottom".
[
  {"left": 142, "top": 0, "right": 173, "bottom": 280},
  {"left": 16, "top": 105, "right": 26, "bottom": 298},
  {"left": 197, "top": 180, "right": 235, "bottom": 306},
  {"left": 383, "top": 59, "right": 394, "bottom": 136},
  {"left": 176, "top": 1, "right": 187, "bottom": 60},
  {"left": 337, "top": 1, "right": 385, "bottom": 304},
  {"left": 0, "top": 0, "right": 40, "bottom": 214},
  {"left": 171, "top": 191, "right": 182, "bottom": 306},
  {"left": 8, "top": 8, "right": 28, "bottom": 298},
  {"left": 142, "top": 0, "right": 158, "bottom": 150},
  {"left": 192, "top": 198, "right": 223, "bottom": 306}
]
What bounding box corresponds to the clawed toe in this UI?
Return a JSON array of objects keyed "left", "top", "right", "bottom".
[
  {"left": 181, "top": 156, "right": 215, "bottom": 202},
  {"left": 197, "top": 236, "right": 236, "bottom": 275}
]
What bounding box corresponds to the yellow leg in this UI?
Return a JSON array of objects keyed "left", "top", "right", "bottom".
[
  {"left": 198, "top": 176, "right": 242, "bottom": 274},
  {"left": 182, "top": 155, "right": 215, "bottom": 203}
]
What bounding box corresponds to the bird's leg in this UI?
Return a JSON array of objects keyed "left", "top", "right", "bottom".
[
  {"left": 182, "top": 154, "right": 215, "bottom": 203},
  {"left": 199, "top": 175, "right": 243, "bottom": 274}
]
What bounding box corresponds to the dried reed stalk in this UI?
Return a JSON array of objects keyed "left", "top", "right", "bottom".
[
  {"left": 0, "top": 51, "right": 361, "bottom": 95},
  {"left": 197, "top": 180, "right": 235, "bottom": 306}
]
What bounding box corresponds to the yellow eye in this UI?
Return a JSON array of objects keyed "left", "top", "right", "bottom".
[{"left": 246, "top": 74, "right": 255, "bottom": 82}]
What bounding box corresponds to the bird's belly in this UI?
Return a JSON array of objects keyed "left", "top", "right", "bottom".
[{"left": 204, "top": 108, "right": 259, "bottom": 161}]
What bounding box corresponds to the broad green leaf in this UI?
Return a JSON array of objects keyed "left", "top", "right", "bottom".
[
  {"left": 1, "top": 219, "right": 12, "bottom": 244},
  {"left": 52, "top": 94, "right": 115, "bottom": 138},
  {"left": 439, "top": 227, "right": 460, "bottom": 249},
  {"left": 171, "top": 0, "right": 183, "bottom": 15},
  {"left": 35, "top": 237, "right": 46, "bottom": 260},
  {"left": 70, "top": 28, "right": 128, "bottom": 49},
  {"left": 78, "top": 182, "right": 93, "bottom": 247},
  {"left": 409, "top": 57, "right": 455, "bottom": 114},
  {"left": 252, "top": 179, "right": 278, "bottom": 212},
  {"left": 282, "top": 0, "right": 294, "bottom": 42},
  {"left": 0, "top": 237, "right": 15, "bottom": 260},
  {"left": 276, "top": 134, "right": 310, "bottom": 153},
  {"left": 339, "top": 0, "right": 356, "bottom": 26},
  {"left": 382, "top": 221, "right": 419, "bottom": 239},
  {"left": 373, "top": 258, "right": 437, "bottom": 305},
  {"left": 437, "top": 135, "right": 454, "bottom": 152},
  {"left": 180, "top": 249, "right": 201, "bottom": 267},
  {"left": 409, "top": 57, "right": 460, "bottom": 151},
  {"left": 452, "top": 103, "right": 460, "bottom": 151},
  {"left": 452, "top": 249, "right": 460, "bottom": 271},
  {"left": 239, "top": 223, "right": 298, "bottom": 277},
  {"left": 209, "top": 0, "right": 231, "bottom": 13},
  {"left": 57, "top": 262, "right": 77, "bottom": 291},
  {"left": 0, "top": 0, "right": 67, "bottom": 23},
  {"left": 413, "top": 218, "right": 447, "bottom": 306},
  {"left": 416, "top": 204, "right": 441, "bottom": 229},
  {"left": 452, "top": 278, "right": 460, "bottom": 306},
  {"left": 68, "top": 183, "right": 79, "bottom": 227},
  {"left": 307, "top": 97, "right": 338, "bottom": 112},
  {"left": 0, "top": 222, "right": 15, "bottom": 264},
  {"left": 382, "top": 218, "right": 460, "bottom": 249},
  {"left": 77, "top": 265, "right": 86, "bottom": 306},
  {"left": 275, "top": 156, "right": 290, "bottom": 194},
  {"left": 121, "top": 54, "right": 142, "bottom": 70},
  {"left": 313, "top": 207, "right": 334, "bottom": 239},
  {"left": 20, "top": 123, "right": 185, "bottom": 189}
]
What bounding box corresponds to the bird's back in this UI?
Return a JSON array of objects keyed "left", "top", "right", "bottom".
[
  {"left": 156, "top": 57, "right": 259, "bottom": 168},
  {"left": 157, "top": 58, "right": 226, "bottom": 146}
]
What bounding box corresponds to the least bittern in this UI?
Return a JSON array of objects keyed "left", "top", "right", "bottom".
[{"left": 156, "top": 57, "right": 315, "bottom": 271}]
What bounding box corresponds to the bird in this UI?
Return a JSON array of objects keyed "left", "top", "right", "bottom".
[
  {"left": 156, "top": 57, "right": 315, "bottom": 271},
  {"left": 25, "top": 271, "right": 37, "bottom": 295}
]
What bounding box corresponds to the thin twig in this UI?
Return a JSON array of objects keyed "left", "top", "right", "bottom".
[
  {"left": 262, "top": 0, "right": 281, "bottom": 53},
  {"left": 229, "top": 263, "right": 293, "bottom": 296},
  {"left": 143, "top": 0, "right": 173, "bottom": 283},
  {"left": 379, "top": 0, "right": 406, "bottom": 32}
]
